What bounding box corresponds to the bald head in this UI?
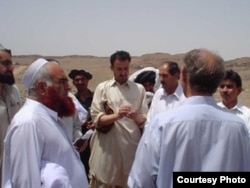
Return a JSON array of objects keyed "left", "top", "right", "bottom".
[{"left": 183, "top": 49, "right": 225, "bottom": 94}]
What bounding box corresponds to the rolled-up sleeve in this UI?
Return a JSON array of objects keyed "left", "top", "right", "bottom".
[{"left": 90, "top": 83, "right": 106, "bottom": 128}]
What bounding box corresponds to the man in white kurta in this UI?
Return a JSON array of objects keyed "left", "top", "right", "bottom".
[
  {"left": 2, "top": 99, "right": 88, "bottom": 188},
  {"left": 90, "top": 51, "right": 148, "bottom": 187},
  {"left": 146, "top": 83, "right": 185, "bottom": 123},
  {"left": 218, "top": 69, "right": 250, "bottom": 136},
  {"left": 128, "top": 49, "right": 250, "bottom": 188},
  {"left": 2, "top": 58, "right": 88, "bottom": 188},
  {"left": 145, "top": 62, "right": 186, "bottom": 128}
]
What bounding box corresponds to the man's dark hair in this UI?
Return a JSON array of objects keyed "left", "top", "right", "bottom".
[
  {"left": 110, "top": 51, "right": 131, "bottom": 66},
  {"left": 223, "top": 69, "right": 242, "bottom": 88},
  {"left": 160, "top": 61, "right": 180, "bottom": 75},
  {"left": 134, "top": 71, "right": 156, "bottom": 85}
]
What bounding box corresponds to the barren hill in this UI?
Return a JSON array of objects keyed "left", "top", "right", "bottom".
[{"left": 12, "top": 53, "right": 250, "bottom": 107}]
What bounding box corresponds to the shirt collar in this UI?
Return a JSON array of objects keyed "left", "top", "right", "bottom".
[
  {"left": 110, "top": 78, "right": 131, "bottom": 88},
  {"left": 26, "top": 98, "right": 59, "bottom": 121},
  {"left": 183, "top": 96, "right": 217, "bottom": 106},
  {"left": 218, "top": 102, "right": 244, "bottom": 113},
  {"left": 160, "top": 83, "right": 183, "bottom": 99}
]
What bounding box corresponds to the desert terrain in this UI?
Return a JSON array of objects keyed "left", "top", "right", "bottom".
[{"left": 12, "top": 53, "right": 250, "bottom": 107}]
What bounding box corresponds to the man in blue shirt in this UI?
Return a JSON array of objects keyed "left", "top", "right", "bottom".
[{"left": 128, "top": 49, "right": 250, "bottom": 188}]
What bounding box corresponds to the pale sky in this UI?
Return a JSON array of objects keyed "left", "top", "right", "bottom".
[{"left": 1, "top": 0, "right": 250, "bottom": 60}]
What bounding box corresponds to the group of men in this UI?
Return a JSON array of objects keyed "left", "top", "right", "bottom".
[{"left": 0, "top": 43, "right": 250, "bottom": 188}]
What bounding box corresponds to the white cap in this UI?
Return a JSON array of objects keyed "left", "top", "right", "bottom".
[
  {"left": 22, "top": 58, "right": 49, "bottom": 89},
  {"left": 0, "top": 44, "right": 5, "bottom": 50}
]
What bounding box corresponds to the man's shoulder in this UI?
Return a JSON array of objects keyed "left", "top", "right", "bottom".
[
  {"left": 94, "top": 80, "right": 111, "bottom": 92},
  {"left": 128, "top": 80, "right": 145, "bottom": 90},
  {"left": 4, "top": 84, "right": 20, "bottom": 94},
  {"left": 238, "top": 103, "right": 250, "bottom": 113},
  {"left": 3, "top": 84, "right": 21, "bottom": 106},
  {"left": 152, "top": 104, "right": 246, "bottom": 132},
  {"left": 153, "top": 88, "right": 164, "bottom": 96},
  {"left": 97, "top": 79, "right": 113, "bottom": 87},
  {"left": 10, "top": 84, "right": 20, "bottom": 91},
  {"left": 159, "top": 101, "right": 242, "bottom": 121}
]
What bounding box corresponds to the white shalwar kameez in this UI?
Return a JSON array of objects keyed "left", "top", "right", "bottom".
[{"left": 2, "top": 98, "right": 88, "bottom": 188}]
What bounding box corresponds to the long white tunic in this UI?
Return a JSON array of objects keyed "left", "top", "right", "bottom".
[
  {"left": 2, "top": 98, "right": 88, "bottom": 188},
  {"left": 62, "top": 93, "right": 88, "bottom": 142},
  {"left": 90, "top": 79, "right": 148, "bottom": 187},
  {"left": 128, "top": 96, "right": 250, "bottom": 188}
]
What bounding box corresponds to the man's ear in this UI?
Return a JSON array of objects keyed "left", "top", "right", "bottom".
[
  {"left": 237, "top": 87, "right": 242, "bottom": 95},
  {"left": 36, "top": 81, "right": 47, "bottom": 95}
]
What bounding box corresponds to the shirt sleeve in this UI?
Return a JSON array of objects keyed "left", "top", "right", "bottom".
[
  {"left": 138, "top": 86, "right": 149, "bottom": 118},
  {"left": 72, "top": 112, "right": 84, "bottom": 141},
  {"left": 145, "top": 92, "right": 158, "bottom": 128},
  {"left": 128, "top": 118, "right": 161, "bottom": 188},
  {"left": 90, "top": 83, "right": 106, "bottom": 127},
  {"left": 6, "top": 122, "right": 44, "bottom": 187}
]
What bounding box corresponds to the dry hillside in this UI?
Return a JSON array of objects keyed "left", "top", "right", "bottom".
[{"left": 12, "top": 53, "right": 250, "bottom": 107}]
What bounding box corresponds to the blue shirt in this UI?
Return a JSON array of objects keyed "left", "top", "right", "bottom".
[{"left": 128, "top": 96, "right": 250, "bottom": 188}]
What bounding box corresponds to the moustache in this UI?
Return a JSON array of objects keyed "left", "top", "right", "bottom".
[{"left": 0, "top": 71, "right": 15, "bottom": 85}]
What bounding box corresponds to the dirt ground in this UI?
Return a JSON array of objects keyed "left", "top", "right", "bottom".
[{"left": 12, "top": 54, "right": 250, "bottom": 108}]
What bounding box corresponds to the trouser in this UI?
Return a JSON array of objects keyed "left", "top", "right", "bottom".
[{"left": 89, "top": 175, "right": 126, "bottom": 188}]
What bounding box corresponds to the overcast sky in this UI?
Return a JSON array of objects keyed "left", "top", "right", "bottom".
[{"left": 1, "top": 0, "right": 249, "bottom": 60}]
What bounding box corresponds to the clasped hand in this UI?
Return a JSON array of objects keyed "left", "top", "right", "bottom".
[{"left": 118, "top": 105, "right": 145, "bottom": 125}]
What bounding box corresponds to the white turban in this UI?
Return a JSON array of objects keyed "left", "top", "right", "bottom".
[
  {"left": 129, "top": 67, "right": 160, "bottom": 92},
  {"left": 0, "top": 44, "right": 5, "bottom": 50},
  {"left": 22, "top": 58, "right": 49, "bottom": 89}
]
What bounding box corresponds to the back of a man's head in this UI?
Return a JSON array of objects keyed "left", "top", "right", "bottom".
[{"left": 183, "top": 49, "right": 225, "bottom": 94}]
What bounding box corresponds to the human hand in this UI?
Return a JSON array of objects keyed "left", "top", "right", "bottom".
[
  {"left": 86, "top": 121, "right": 95, "bottom": 129},
  {"left": 74, "top": 142, "right": 88, "bottom": 153},
  {"left": 127, "top": 111, "right": 146, "bottom": 126},
  {"left": 118, "top": 105, "right": 132, "bottom": 118}
]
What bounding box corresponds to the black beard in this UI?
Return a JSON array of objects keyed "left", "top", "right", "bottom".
[{"left": 0, "top": 72, "right": 15, "bottom": 85}]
